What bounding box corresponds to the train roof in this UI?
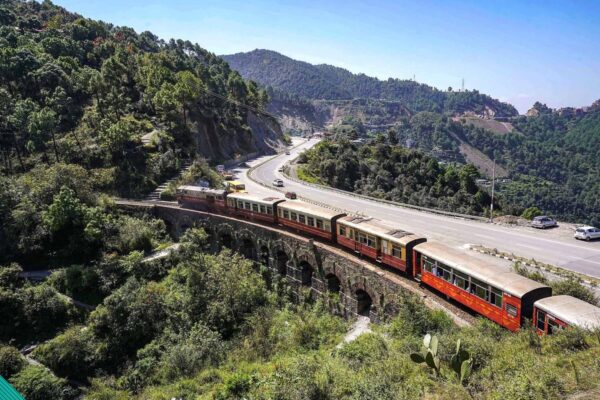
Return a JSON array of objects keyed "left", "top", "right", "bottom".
[
  {"left": 339, "top": 216, "right": 425, "bottom": 246},
  {"left": 278, "top": 200, "right": 346, "bottom": 220},
  {"left": 414, "top": 241, "right": 549, "bottom": 298},
  {"left": 534, "top": 295, "right": 600, "bottom": 330},
  {"left": 177, "top": 185, "right": 227, "bottom": 196},
  {"left": 227, "top": 192, "right": 285, "bottom": 206}
]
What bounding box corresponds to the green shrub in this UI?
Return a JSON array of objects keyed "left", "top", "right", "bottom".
[
  {"left": 0, "top": 345, "right": 25, "bottom": 379},
  {"left": 521, "top": 206, "right": 543, "bottom": 220},
  {"left": 10, "top": 365, "right": 77, "bottom": 400}
]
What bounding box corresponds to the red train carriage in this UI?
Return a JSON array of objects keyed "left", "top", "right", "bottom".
[
  {"left": 533, "top": 295, "right": 600, "bottom": 334},
  {"left": 176, "top": 186, "right": 228, "bottom": 212},
  {"left": 226, "top": 193, "right": 285, "bottom": 224},
  {"left": 336, "top": 216, "right": 426, "bottom": 273},
  {"left": 277, "top": 201, "right": 345, "bottom": 241},
  {"left": 413, "top": 242, "right": 551, "bottom": 331}
]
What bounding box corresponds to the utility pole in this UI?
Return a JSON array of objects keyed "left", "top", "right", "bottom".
[
  {"left": 461, "top": 78, "right": 465, "bottom": 92},
  {"left": 489, "top": 159, "right": 496, "bottom": 222}
]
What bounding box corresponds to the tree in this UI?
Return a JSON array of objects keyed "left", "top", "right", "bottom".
[
  {"left": 174, "top": 70, "right": 203, "bottom": 125},
  {"left": 28, "top": 107, "right": 60, "bottom": 162}
]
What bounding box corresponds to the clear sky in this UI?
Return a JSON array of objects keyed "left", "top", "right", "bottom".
[{"left": 53, "top": 0, "right": 600, "bottom": 113}]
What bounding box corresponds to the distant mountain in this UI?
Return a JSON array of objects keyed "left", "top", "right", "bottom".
[{"left": 222, "top": 49, "right": 518, "bottom": 118}]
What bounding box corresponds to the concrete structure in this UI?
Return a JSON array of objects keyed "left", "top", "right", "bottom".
[{"left": 117, "top": 201, "right": 468, "bottom": 324}]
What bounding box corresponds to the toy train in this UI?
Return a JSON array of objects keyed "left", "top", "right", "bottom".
[{"left": 176, "top": 185, "right": 600, "bottom": 334}]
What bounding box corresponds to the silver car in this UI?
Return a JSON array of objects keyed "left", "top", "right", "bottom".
[
  {"left": 574, "top": 226, "right": 600, "bottom": 241},
  {"left": 272, "top": 179, "right": 284, "bottom": 187},
  {"left": 531, "top": 216, "right": 558, "bottom": 229}
]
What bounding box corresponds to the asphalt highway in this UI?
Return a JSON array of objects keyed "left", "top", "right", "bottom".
[{"left": 237, "top": 138, "right": 600, "bottom": 279}]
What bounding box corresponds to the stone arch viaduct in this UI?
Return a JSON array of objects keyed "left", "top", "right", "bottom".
[{"left": 118, "top": 201, "right": 468, "bottom": 325}]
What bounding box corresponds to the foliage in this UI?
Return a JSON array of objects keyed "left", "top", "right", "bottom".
[
  {"left": 298, "top": 140, "right": 495, "bottom": 215},
  {"left": 223, "top": 49, "right": 517, "bottom": 116},
  {"left": 0, "top": 345, "right": 26, "bottom": 379},
  {"left": 10, "top": 365, "right": 76, "bottom": 400},
  {"left": 522, "top": 206, "right": 543, "bottom": 220},
  {"left": 463, "top": 109, "right": 600, "bottom": 224}
]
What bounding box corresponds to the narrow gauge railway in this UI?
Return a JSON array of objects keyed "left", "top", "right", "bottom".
[{"left": 176, "top": 186, "right": 600, "bottom": 334}]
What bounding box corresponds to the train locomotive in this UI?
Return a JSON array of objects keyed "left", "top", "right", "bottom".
[{"left": 176, "top": 185, "right": 600, "bottom": 334}]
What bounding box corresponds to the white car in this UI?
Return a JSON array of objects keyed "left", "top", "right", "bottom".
[
  {"left": 574, "top": 226, "right": 600, "bottom": 241},
  {"left": 272, "top": 179, "right": 284, "bottom": 187}
]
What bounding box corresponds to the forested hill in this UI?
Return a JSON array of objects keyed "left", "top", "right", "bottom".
[
  {"left": 0, "top": 0, "right": 284, "bottom": 197},
  {"left": 222, "top": 49, "right": 518, "bottom": 117}
]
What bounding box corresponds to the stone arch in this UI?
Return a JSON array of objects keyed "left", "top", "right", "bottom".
[
  {"left": 274, "top": 249, "right": 289, "bottom": 276},
  {"left": 259, "top": 244, "right": 270, "bottom": 266},
  {"left": 325, "top": 273, "right": 341, "bottom": 293},
  {"left": 216, "top": 225, "right": 235, "bottom": 249},
  {"left": 239, "top": 237, "right": 256, "bottom": 260},
  {"left": 298, "top": 260, "right": 314, "bottom": 287},
  {"left": 355, "top": 289, "right": 373, "bottom": 317},
  {"left": 349, "top": 281, "right": 379, "bottom": 318}
]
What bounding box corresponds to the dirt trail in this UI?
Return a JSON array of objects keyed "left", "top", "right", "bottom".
[{"left": 337, "top": 316, "right": 372, "bottom": 348}]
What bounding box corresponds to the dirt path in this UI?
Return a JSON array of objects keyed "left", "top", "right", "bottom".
[{"left": 337, "top": 316, "right": 372, "bottom": 348}]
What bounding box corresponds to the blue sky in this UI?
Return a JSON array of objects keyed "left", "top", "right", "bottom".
[{"left": 53, "top": 0, "right": 600, "bottom": 113}]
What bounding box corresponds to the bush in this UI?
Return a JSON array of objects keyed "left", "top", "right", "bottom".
[
  {"left": 551, "top": 279, "right": 598, "bottom": 306},
  {"left": 10, "top": 365, "right": 77, "bottom": 400},
  {"left": 521, "top": 206, "right": 543, "bottom": 220},
  {"left": 0, "top": 346, "right": 25, "bottom": 379},
  {"left": 33, "top": 326, "right": 97, "bottom": 381}
]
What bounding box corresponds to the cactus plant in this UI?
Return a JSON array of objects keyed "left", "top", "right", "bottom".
[
  {"left": 410, "top": 334, "right": 441, "bottom": 376},
  {"left": 450, "top": 339, "right": 473, "bottom": 384}
]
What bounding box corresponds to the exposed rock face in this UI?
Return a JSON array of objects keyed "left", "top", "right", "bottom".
[
  {"left": 190, "top": 110, "right": 284, "bottom": 162},
  {"left": 526, "top": 101, "right": 552, "bottom": 117}
]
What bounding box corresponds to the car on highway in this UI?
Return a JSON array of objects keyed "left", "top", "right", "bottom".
[
  {"left": 277, "top": 167, "right": 284, "bottom": 172},
  {"left": 531, "top": 216, "right": 558, "bottom": 229},
  {"left": 285, "top": 150, "right": 290, "bottom": 155},
  {"left": 285, "top": 191, "right": 297, "bottom": 199},
  {"left": 574, "top": 226, "right": 600, "bottom": 241},
  {"left": 272, "top": 179, "right": 284, "bottom": 187}
]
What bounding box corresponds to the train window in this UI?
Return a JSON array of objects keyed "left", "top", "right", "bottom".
[
  {"left": 299, "top": 214, "right": 306, "bottom": 224},
  {"left": 423, "top": 256, "right": 435, "bottom": 273},
  {"left": 453, "top": 270, "right": 469, "bottom": 291},
  {"left": 536, "top": 310, "right": 546, "bottom": 331},
  {"left": 392, "top": 245, "right": 402, "bottom": 258},
  {"left": 237, "top": 200, "right": 244, "bottom": 208},
  {"left": 267, "top": 206, "right": 273, "bottom": 215},
  {"left": 471, "top": 278, "right": 489, "bottom": 301},
  {"left": 252, "top": 204, "right": 259, "bottom": 212},
  {"left": 437, "top": 264, "right": 452, "bottom": 282},
  {"left": 490, "top": 287, "right": 503, "bottom": 308},
  {"left": 547, "top": 318, "right": 560, "bottom": 335},
  {"left": 291, "top": 212, "right": 297, "bottom": 220},
  {"left": 324, "top": 221, "right": 331, "bottom": 231},
  {"left": 260, "top": 205, "right": 266, "bottom": 213},
  {"left": 506, "top": 304, "right": 518, "bottom": 318},
  {"left": 316, "top": 219, "right": 324, "bottom": 229},
  {"left": 307, "top": 216, "right": 314, "bottom": 226},
  {"left": 366, "top": 235, "right": 376, "bottom": 248},
  {"left": 358, "top": 232, "right": 368, "bottom": 245},
  {"left": 283, "top": 210, "right": 289, "bottom": 219},
  {"left": 245, "top": 202, "right": 251, "bottom": 210}
]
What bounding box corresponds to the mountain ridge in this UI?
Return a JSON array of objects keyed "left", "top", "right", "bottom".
[{"left": 222, "top": 49, "right": 519, "bottom": 119}]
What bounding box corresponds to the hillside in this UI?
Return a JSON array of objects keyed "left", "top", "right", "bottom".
[
  {"left": 222, "top": 49, "right": 518, "bottom": 118},
  {"left": 0, "top": 1, "right": 284, "bottom": 199}
]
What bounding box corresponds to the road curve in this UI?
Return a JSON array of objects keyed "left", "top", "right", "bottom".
[{"left": 237, "top": 138, "right": 600, "bottom": 278}]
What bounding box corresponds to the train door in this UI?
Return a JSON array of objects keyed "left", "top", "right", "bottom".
[{"left": 413, "top": 250, "right": 422, "bottom": 279}]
